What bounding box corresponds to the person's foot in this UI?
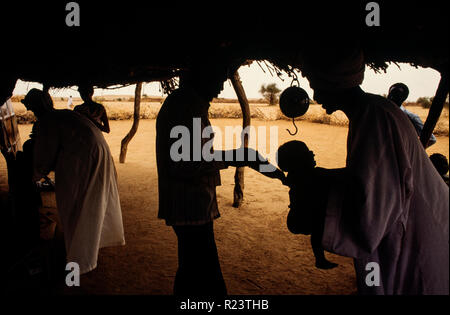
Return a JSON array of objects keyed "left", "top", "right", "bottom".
[{"left": 315, "top": 259, "right": 338, "bottom": 270}]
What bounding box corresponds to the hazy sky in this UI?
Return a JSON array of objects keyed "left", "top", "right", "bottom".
[{"left": 13, "top": 62, "right": 441, "bottom": 102}]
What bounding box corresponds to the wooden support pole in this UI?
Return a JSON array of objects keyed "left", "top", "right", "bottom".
[
  {"left": 420, "top": 73, "right": 449, "bottom": 148},
  {"left": 119, "top": 82, "right": 142, "bottom": 163},
  {"left": 230, "top": 71, "right": 251, "bottom": 208}
]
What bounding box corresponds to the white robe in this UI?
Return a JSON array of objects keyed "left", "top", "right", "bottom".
[
  {"left": 33, "top": 110, "right": 125, "bottom": 274},
  {"left": 322, "top": 94, "right": 448, "bottom": 294}
]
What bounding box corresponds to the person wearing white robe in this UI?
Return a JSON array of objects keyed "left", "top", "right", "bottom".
[
  {"left": 22, "top": 89, "right": 125, "bottom": 275},
  {"left": 297, "top": 45, "right": 449, "bottom": 294}
]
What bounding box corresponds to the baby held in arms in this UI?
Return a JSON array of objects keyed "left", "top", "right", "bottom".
[{"left": 277, "top": 140, "right": 338, "bottom": 270}]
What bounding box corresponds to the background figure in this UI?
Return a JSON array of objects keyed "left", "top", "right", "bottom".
[
  {"left": 21, "top": 89, "right": 55, "bottom": 191},
  {"left": 16, "top": 89, "right": 56, "bottom": 248},
  {"left": 429, "top": 153, "right": 449, "bottom": 186},
  {"left": 387, "top": 82, "right": 436, "bottom": 147},
  {"left": 74, "top": 84, "right": 110, "bottom": 133},
  {"left": 67, "top": 95, "right": 73, "bottom": 109},
  {"left": 277, "top": 140, "right": 338, "bottom": 270},
  {"left": 22, "top": 88, "right": 125, "bottom": 275},
  {"left": 13, "top": 139, "right": 42, "bottom": 249}
]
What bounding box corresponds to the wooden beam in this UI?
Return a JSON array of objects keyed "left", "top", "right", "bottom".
[
  {"left": 420, "top": 73, "right": 449, "bottom": 148},
  {"left": 230, "top": 71, "right": 251, "bottom": 208},
  {"left": 119, "top": 82, "right": 142, "bottom": 163}
]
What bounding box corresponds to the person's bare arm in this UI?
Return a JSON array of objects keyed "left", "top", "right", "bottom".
[
  {"left": 217, "top": 148, "right": 286, "bottom": 182},
  {"left": 258, "top": 166, "right": 286, "bottom": 182}
]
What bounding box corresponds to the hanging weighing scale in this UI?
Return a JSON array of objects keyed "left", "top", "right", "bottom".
[{"left": 279, "top": 77, "right": 310, "bottom": 135}]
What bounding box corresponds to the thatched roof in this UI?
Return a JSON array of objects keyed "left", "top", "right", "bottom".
[{"left": 1, "top": 2, "right": 448, "bottom": 89}]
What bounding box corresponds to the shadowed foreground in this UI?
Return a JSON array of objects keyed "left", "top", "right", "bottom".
[{"left": 1, "top": 119, "right": 448, "bottom": 294}]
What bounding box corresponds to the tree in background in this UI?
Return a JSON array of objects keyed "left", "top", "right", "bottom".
[
  {"left": 416, "top": 96, "right": 449, "bottom": 109},
  {"left": 259, "top": 83, "right": 281, "bottom": 105},
  {"left": 417, "top": 96, "right": 433, "bottom": 109}
]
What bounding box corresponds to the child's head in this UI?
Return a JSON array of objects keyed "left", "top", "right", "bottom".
[
  {"left": 429, "top": 153, "right": 449, "bottom": 176},
  {"left": 276, "top": 140, "right": 316, "bottom": 172}
]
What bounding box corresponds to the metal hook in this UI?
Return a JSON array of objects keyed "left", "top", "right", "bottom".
[
  {"left": 290, "top": 72, "right": 300, "bottom": 87},
  {"left": 286, "top": 118, "right": 298, "bottom": 136}
]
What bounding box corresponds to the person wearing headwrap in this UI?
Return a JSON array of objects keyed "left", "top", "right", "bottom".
[
  {"left": 21, "top": 88, "right": 56, "bottom": 190},
  {"left": 21, "top": 88, "right": 55, "bottom": 140},
  {"left": 22, "top": 88, "right": 125, "bottom": 275},
  {"left": 302, "top": 47, "right": 365, "bottom": 93},
  {"left": 387, "top": 82, "right": 436, "bottom": 147},
  {"left": 294, "top": 45, "right": 449, "bottom": 294}
]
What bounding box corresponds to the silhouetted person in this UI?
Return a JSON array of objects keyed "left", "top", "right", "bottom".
[
  {"left": 297, "top": 44, "right": 448, "bottom": 294},
  {"left": 277, "top": 140, "right": 338, "bottom": 269},
  {"left": 74, "top": 84, "right": 110, "bottom": 133},
  {"left": 429, "top": 153, "right": 449, "bottom": 186},
  {"left": 22, "top": 88, "right": 125, "bottom": 275},
  {"left": 387, "top": 82, "right": 436, "bottom": 147},
  {"left": 21, "top": 89, "right": 55, "bottom": 191},
  {"left": 156, "top": 60, "right": 283, "bottom": 296},
  {"left": 21, "top": 88, "right": 55, "bottom": 195},
  {"left": 5, "top": 88, "right": 54, "bottom": 250},
  {"left": 67, "top": 95, "right": 73, "bottom": 109},
  {"left": 13, "top": 139, "right": 41, "bottom": 248}
]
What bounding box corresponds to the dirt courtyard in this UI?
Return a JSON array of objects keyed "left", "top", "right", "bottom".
[{"left": 1, "top": 118, "right": 448, "bottom": 295}]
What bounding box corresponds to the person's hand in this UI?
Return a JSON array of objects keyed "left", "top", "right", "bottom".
[
  {"left": 272, "top": 168, "right": 286, "bottom": 182},
  {"left": 255, "top": 166, "right": 286, "bottom": 181}
]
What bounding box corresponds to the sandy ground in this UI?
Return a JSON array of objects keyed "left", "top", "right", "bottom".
[{"left": 1, "top": 118, "right": 448, "bottom": 295}]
